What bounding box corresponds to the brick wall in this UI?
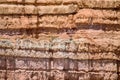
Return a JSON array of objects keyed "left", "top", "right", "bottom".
[{"left": 0, "top": 0, "right": 120, "bottom": 80}]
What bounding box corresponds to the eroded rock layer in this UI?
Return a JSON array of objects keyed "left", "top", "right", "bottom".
[{"left": 0, "top": 0, "right": 120, "bottom": 80}]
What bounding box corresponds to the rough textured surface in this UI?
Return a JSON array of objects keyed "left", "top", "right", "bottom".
[{"left": 0, "top": 0, "right": 120, "bottom": 80}]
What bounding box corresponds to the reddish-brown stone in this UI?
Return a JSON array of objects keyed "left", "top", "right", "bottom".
[{"left": 0, "top": 0, "right": 120, "bottom": 80}]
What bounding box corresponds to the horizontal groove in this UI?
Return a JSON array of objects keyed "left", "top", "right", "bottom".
[
  {"left": 0, "top": 54, "right": 119, "bottom": 60},
  {"left": 0, "top": 2, "right": 119, "bottom": 9},
  {"left": 0, "top": 2, "right": 67, "bottom": 6},
  {"left": 0, "top": 24, "right": 119, "bottom": 31},
  {"left": 0, "top": 24, "right": 120, "bottom": 35}
]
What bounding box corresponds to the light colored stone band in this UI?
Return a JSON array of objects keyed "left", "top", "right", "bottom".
[
  {"left": 0, "top": 4, "right": 78, "bottom": 15},
  {"left": 0, "top": 0, "right": 119, "bottom": 9}
]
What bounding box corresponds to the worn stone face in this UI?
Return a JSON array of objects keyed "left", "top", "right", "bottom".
[
  {"left": 0, "top": 0, "right": 120, "bottom": 80},
  {"left": 0, "top": 70, "right": 6, "bottom": 80},
  {"left": 38, "top": 5, "right": 78, "bottom": 15},
  {"left": 0, "top": 15, "right": 37, "bottom": 29},
  {"left": 39, "top": 15, "right": 76, "bottom": 29},
  {"left": 74, "top": 9, "right": 119, "bottom": 25}
]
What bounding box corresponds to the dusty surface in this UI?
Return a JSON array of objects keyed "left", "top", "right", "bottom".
[{"left": 0, "top": 0, "right": 120, "bottom": 80}]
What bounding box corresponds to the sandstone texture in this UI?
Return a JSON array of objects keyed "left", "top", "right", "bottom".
[{"left": 0, "top": 0, "right": 120, "bottom": 80}]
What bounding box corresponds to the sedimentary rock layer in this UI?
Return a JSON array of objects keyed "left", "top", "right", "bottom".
[
  {"left": 0, "top": 56, "right": 119, "bottom": 80},
  {"left": 0, "top": 0, "right": 120, "bottom": 9},
  {"left": 0, "top": 0, "right": 120, "bottom": 80},
  {"left": 0, "top": 4, "right": 78, "bottom": 15},
  {"left": 0, "top": 10, "right": 120, "bottom": 29}
]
